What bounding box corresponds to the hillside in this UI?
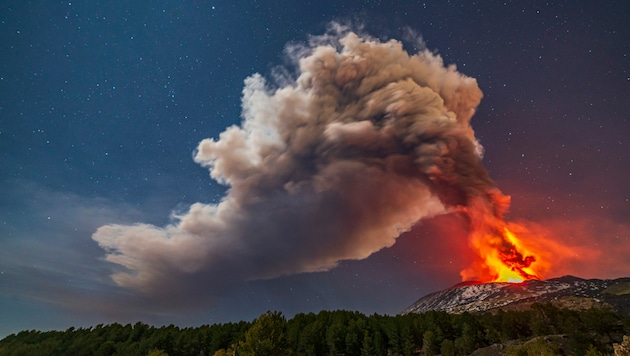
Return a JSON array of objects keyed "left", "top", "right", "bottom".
[{"left": 403, "top": 275, "right": 630, "bottom": 316}]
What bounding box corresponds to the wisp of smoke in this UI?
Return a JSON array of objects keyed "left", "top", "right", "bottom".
[{"left": 93, "top": 25, "right": 506, "bottom": 302}]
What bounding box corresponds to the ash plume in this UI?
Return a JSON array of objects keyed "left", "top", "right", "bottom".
[{"left": 93, "top": 25, "right": 506, "bottom": 302}]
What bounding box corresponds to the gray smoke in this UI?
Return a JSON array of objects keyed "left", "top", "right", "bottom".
[{"left": 93, "top": 26, "right": 495, "bottom": 301}]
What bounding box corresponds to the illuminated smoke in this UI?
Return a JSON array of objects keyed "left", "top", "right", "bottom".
[{"left": 93, "top": 25, "right": 504, "bottom": 301}]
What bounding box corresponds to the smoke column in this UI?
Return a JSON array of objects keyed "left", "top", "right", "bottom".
[{"left": 93, "top": 25, "right": 519, "bottom": 302}]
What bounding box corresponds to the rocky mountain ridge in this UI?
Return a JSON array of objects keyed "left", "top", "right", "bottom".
[{"left": 402, "top": 275, "right": 630, "bottom": 316}]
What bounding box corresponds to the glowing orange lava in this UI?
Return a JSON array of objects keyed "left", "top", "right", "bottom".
[
  {"left": 462, "top": 223, "right": 548, "bottom": 284},
  {"left": 488, "top": 227, "right": 541, "bottom": 283}
]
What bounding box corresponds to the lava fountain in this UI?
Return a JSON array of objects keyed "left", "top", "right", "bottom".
[{"left": 456, "top": 189, "right": 549, "bottom": 284}]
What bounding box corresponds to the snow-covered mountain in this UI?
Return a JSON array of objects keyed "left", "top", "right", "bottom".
[{"left": 402, "top": 276, "right": 630, "bottom": 316}]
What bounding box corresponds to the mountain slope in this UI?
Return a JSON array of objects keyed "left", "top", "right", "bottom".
[{"left": 402, "top": 276, "right": 630, "bottom": 316}]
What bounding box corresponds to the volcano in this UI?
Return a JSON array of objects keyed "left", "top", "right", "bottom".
[{"left": 402, "top": 276, "right": 630, "bottom": 316}]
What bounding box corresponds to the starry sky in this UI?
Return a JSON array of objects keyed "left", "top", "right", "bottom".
[{"left": 1, "top": 0, "right": 629, "bottom": 338}]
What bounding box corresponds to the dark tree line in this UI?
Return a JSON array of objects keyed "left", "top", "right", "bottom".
[{"left": 1, "top": 303, "right": 628, "bottom": 355}]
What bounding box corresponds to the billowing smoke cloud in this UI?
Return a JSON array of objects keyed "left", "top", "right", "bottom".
[{"left": 93, "top": 25, "right": 500, "bottom": 302}]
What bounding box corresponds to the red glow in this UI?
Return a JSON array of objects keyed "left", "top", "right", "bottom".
[{"left": 461, "top": 221, "right": 550, "bottom": 284}]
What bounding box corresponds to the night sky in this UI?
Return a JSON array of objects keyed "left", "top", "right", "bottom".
[{"left": 1, "top": 1, "right": 629, "bottom": 338}]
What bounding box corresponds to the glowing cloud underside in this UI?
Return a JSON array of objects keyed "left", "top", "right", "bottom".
[{"left": 92, "top": 25, "right": 567, "bottom": 301}]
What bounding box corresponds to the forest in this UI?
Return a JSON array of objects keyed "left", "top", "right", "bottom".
[{"left": 0, "top": 303, "right": 628, "bottom": 355}]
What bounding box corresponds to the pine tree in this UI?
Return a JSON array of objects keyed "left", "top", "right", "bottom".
[{"left": 237, "top": 311, "right": 287, "bottom": 356}]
